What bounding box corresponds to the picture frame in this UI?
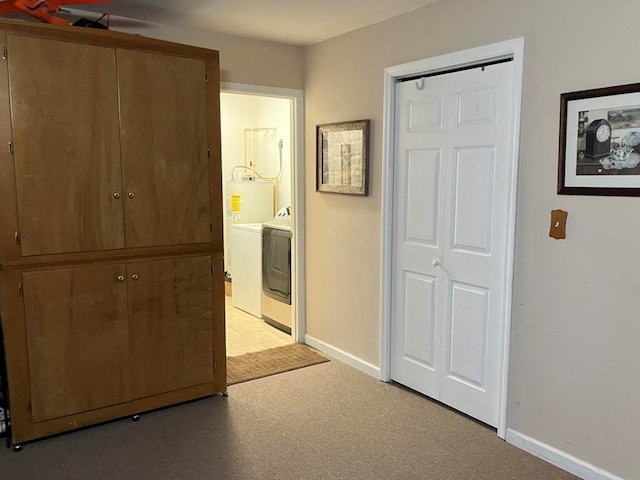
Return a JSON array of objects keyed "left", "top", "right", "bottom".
[
  {"left": 558, "top": 82, "right": 640, "bottom": 196},
  {"left": 316, "top": 119, "right": 370, "bottom": 196}
]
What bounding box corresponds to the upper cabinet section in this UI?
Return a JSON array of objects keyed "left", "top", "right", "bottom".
[
  {"left": 8, "top": 35, "right": 124, "bottom": 256},
  {"left": 0, "top": 20, "right": 219, "bottom": 260}
]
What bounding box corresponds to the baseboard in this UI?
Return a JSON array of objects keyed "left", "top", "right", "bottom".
[
  {"left": 506, "top": 429, "right": 624, "bottom": 480},
  {"left": 304, "top": 335, "right": 380, "bottom": 379}
]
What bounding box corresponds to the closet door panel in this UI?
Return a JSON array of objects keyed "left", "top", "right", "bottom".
[
  {"left": 117, "top": 50, "right": 211, "bottom": 248},
  {"left": 8, "top": 35, "right": 124, "bottom": 256}
]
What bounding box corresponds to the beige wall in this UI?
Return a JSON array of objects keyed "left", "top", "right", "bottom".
[
  {"left": 304, "top": 0, "right": 638, "bottom": 477},
  {"left": 113, "top": 22, "right": 304, "bottom": 89}
]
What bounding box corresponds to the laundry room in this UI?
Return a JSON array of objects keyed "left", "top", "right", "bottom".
[{"left": 220, "top": 91, "right": 295, "bottom": 356}]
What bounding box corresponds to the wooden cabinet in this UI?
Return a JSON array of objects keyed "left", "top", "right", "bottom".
[
  {"left": 0, "top": 19, "right": 225, "bottom": 446},
  {"left": 6, "top": 35, "right": 212, "bottom": 256}
]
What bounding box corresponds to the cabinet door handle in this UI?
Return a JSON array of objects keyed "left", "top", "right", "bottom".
[
  {"left": 128, "top": 192, "right": 136, "bottom": 199},
  {"left": 113, "top": 192, "right": 121, "bottom": 199},
  {"left": 116, "top": 275, "right": 125, "bottom": 282},
  {"left": 131, "top": 274, "right": 139, "bottom": 281}
]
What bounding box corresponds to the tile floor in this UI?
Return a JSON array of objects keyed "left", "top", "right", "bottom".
[{"left": 225, "top": 295, "right": 293, "bottom": 357}]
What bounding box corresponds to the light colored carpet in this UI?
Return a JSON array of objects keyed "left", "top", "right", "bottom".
[
  {"left": 227, "top": 343, "right": 329, "bottom": 385},
  {"left": 0, "top": 360, "right": 580, "bottom": 480}
]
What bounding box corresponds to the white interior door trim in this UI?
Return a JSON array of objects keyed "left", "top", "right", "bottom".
[
  {"left": 220, "top": 82, "right": 306, "bottom": 343},
  {"left": 379, "top": 38, "right": 524, "bottom": 439}
]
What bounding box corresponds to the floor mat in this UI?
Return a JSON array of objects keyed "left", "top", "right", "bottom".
[{"left": 227, "top": 343, "right": 329, "bottom": 385}]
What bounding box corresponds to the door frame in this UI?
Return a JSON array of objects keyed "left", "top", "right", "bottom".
[
  {"left": 220, "top": 82, "right": 306, "bottom": 343},
  {"left": 379, "top": 38, "right": 524, "bottom": 439}
]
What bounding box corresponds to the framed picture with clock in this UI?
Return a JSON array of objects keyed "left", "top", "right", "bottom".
[{"left": 558, "top": 82, "right": 640, "bottom": 196}]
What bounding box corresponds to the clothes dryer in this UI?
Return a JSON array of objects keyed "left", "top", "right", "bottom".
[{"left": 261, "top": 208, "right": 292, "bottom": 334}]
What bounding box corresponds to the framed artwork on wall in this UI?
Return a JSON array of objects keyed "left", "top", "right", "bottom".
[
  {"left": 558, "top": 82, "right": 640, "bottom": 196},
  {"left": 316, "top": 119, "right": 370, "bottom": 196}
]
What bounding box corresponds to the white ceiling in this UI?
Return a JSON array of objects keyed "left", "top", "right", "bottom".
[{"left": 65, "top": 0, "right": 441, "bottom": 46}]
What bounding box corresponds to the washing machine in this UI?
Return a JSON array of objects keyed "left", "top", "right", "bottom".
[
  {"left": 231, "top": 223, "right": 263, "bottom": 317},
  {"left": 261, "top": 207, "right": 292, "bottom": 334}
]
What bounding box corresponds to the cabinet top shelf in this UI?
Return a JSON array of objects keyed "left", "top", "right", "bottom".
[{"left": 0, "top": 18, "right": 219, "bottom": 59}]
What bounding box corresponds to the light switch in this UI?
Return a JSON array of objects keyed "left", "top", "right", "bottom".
[{"left": 549, "top": 209, "right": 568, "bottom": 239}]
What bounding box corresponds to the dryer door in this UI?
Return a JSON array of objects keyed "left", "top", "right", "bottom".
[{"left": 262, "top": 227, "right": 291, "bottom": 304}]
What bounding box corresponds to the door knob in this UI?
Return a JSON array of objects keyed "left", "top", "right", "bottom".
[
  {"left": 112, "top": 192, "right": 121, "bottom": 199},
  {"left": 128, "top": 192, "right": 136, "bottom": 199},
  {"left": 131, "top": 274, "right": 139, "bottom": 281},
  {"left": 432, "top": 259, "right": 440, "bottom": 267},
  {"left": 116, "top": 275, "right": 125, "bottom": 282}
]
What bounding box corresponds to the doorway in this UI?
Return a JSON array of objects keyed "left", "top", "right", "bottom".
[
  {"left": 220, "top": 83, "right": 305, "bottom": 358},
  {"left": 380, "top": 38, "right": 524, "bottom": 438}
]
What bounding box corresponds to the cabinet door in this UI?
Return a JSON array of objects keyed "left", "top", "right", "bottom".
[
  {"left": 117, "top": 50, "right": 211, "bottom": 248},
  {"left": 128, "top": 256, "right": 214, "bottom": 399},
  {"left": 22, "top": 265, "right": 130, "bottom": 422},
  {"left": 7, "top": 35, "right": 124, "bottom": 256},
  {"left": 0, "top": 32, "right": 21, "bottom": 262}
]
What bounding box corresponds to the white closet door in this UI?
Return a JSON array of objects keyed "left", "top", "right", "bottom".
[{"left": 391, "top": 61, "right": 515, "bottom": 426}]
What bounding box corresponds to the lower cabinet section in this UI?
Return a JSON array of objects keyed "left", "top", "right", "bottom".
[{"left": 0, "top": 254, "right": 226, "bottom": 444}]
